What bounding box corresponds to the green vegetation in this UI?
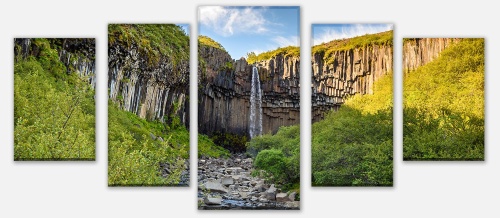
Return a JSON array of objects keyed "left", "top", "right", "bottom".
[
  {"left": 108, "top": 101, "right": 193, "bottom": 186},
  {"left": 198, "top": 134, "right": 231, "bottom": 158},
  {"left": 247, "top": 125, "right": 300, "bottom": 191},
  {"left": 109, "top": 24, "right": 189, "bottom": 66},
  {"left": 312, "top": 30, "right": 393, "bottom": 64},
  {"left": 107, "top": 26, "right": 229, "bottom": 185},
  {"left": 198, "top": 35, "right": 226, "bottom": 51},
  {"left": 14, "top": 39, "right": 95, "bottom": 160},
  {"left": 312, "top": 106, "right": 393, "bottom": 186},
  {"left": 403, "top": 38, "right": 484, "bottom": 160},
  {"left": 210, "top": 132, "right": 248, "bottom": 153},
  {"left": 312, "top": 70, "right": 393, "bottom": 186},
  {"left": 246, "top": 46, "right": 300, "bottom": 64}
]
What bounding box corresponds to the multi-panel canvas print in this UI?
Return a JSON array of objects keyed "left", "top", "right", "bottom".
[
  {"left": 311, "top": 24, "right": 394, "bottom": 186},
  {"left": 107, "top": 24, "right": 191, "bottom": 186},
  {"left": 14, "top": 38, "right": 96, "bottom": 161},
  {"left": 403, "top": 38, "right": 484, "bottom": 161},
  {"left": 197, "top": 6, "right": 301, "bottom": 209}
]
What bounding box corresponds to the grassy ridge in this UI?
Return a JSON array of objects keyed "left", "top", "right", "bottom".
[
  {"left": 198, "top": 35, "right": 226, "bottom": 52},
  {"left": 312, "top": 30, "right": 393, "bottom": 64},
  {"left": 109, "top": 24, "right": 189, "bottom": 66},
  {"left": 14, "top": 39, "right": 95, "bottom": 160},
  {"left": 403, "top": 38, "right": 484, "bottom": 160},
  {"left": 246, "top": 46, "right": 300, "bottom": 64}
]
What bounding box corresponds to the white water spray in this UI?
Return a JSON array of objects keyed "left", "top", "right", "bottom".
[{"left": 249, "top": 66, "right": 263, "bottom": 138}]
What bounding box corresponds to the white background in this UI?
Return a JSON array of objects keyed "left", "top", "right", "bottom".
[{"left": 0, "top": 0, "right": 497, "bottom": 217}]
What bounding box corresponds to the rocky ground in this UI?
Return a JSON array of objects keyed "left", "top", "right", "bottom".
[
  {"left": 197, "top": 154, "right": 300, "bottom": 210},
  {"left": 160, "top": 159, "right": 190, "bottom": 186}
]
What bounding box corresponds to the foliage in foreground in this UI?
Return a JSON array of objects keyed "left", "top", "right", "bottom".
[
  {"left": 14, "top": 39, "right": 95, "bottom": 160},
  {"left": 311, "top": 69, "right": 394, "bottom": 186},
  {"left": 403, "top": 38, "right": 484, "bottom": 160},
  {"left": 108, "top": 102, "right": 190, "bottom": 186},
  {"left": 312, "top": 106, "right": 393, "bottom": 186},
  {"left": 247, "top": 125, "right": 300, "bottom": 191}
]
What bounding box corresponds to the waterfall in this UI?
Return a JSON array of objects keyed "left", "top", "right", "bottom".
[{"left": 249, "top": 66, "right": 263, "bottom": 138}]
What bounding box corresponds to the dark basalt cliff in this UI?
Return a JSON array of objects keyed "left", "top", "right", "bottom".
[
  {"left": 311, "top": 44, "right": 393, "bottom": 122},
  {"left": 108, "top": 30, "right": 190, "bottom": 127},
  {"left": 198, "top": 45, "right": 300, "bottom": 137},
  {"left": 14, "top": 38, "right": 96, "bottom": 88}
]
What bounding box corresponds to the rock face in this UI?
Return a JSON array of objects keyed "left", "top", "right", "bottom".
[
  {"left": 108, "top": 40, "right": 189, "bottom": 126},
  {"left": 311, "top": 44, "right": 393, "bottom": 122},
  {"left": 198, "top": 45, "right": 300, "bottom": 137},
  {"left": 198, "top": 154, "right": 299, "bottom": 210},
  {"left": 14, "top": 38, "right": 96, "bottom": 89},
  {"left": 403, "top": 38, "right": 461, "bottom": 74}
]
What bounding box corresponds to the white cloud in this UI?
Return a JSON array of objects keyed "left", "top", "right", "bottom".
[
  {"left": 313, "top": 24, "right": 393, "bottom": 45},
  {"left": 272, "top": 36, "right": 300, "bottom": 47},
  {"left": 199, "top": 6, "right": 269, "bottom": 37}
]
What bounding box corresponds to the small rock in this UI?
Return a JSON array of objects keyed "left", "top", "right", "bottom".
[
  {"left": 259, "top": 198, "right": 269, "bottom": 203},
  {"left": 222, "top": 177, "right": 234, "bottom": 186},
  {"left": 240, "top": 192, "right": 249, "bottom": 199}
]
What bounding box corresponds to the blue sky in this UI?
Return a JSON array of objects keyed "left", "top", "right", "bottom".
[
  {"left": 312, "top": 24, "right": 393, "bottom": 46},
  {"left": 178, "top": 24, "right": 190, "bottom": 35},
  {"left": 199, "top": 6, "right": 300, "bottom": 59}
]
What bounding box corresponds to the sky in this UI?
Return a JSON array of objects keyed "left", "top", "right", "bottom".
[
  {"left": 312, "top": 24, "right": 393, "bottom": 46},
  {"left": 198, "top": 6, "right": 300, "bottom": 59},
  {"left": 178, "top": 24, "right": 190, "bottom": 35}
]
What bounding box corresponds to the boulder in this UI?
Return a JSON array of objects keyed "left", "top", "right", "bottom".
[
  {"left": 204, "top": 197, "right": 222, "bottom": 205},
  {"left": 276, "top": 193, "right": 290, "bottom": 202},
  {"left": 265, "top": 184, "right": 277, "bottom": 200},
  {"left": 239, "top": 192, "right": 249, "bottom": 199},
  {"left": 221, "top": 177, "right": 234, "bottom": 186},
  {"left": 202, "top": 181, "right": 228, "bottom": 193}
]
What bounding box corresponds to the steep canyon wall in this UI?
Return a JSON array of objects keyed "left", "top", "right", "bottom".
[
  {"left": 198, "top": 45, "right": 300, "bottom": 137},
  {"left": 311, "top": 45, "right": 393, "bottom": 122},
  {"left": 108, "top": 40, "right": 190, "bottom": 127}
]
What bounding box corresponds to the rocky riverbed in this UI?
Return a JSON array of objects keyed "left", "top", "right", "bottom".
[{"left": 198, "top": 154, "right": 300, "bottom": 210}]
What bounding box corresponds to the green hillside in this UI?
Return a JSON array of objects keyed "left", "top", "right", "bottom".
[
  {"left": 403, "top": 38, "right": 484, "bottom": 160},
  {"left": 14, "top": 39, "right": 95, "bottom": 160}
]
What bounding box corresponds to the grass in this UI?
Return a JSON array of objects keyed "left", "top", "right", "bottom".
[
  {"left": 108, "top": 24, "right": 189, "bottom": 66},
  {"left": 247, "top": 46, "right": 300, "bottom": 64},
  {"left": 198, "top": 35, "right": 226, "bottom": 51},
  {"left": 108, "top": 101, "right": 190, "bottom": 186},
  {"left": 312, "top": 30, "right": 393, "bottom": 64},
  {"left": 14, "top": 38, "right": 95, "bottom": 160},
  {"left": 403, "top": 38, "right": 484, "bottom": 160}
]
